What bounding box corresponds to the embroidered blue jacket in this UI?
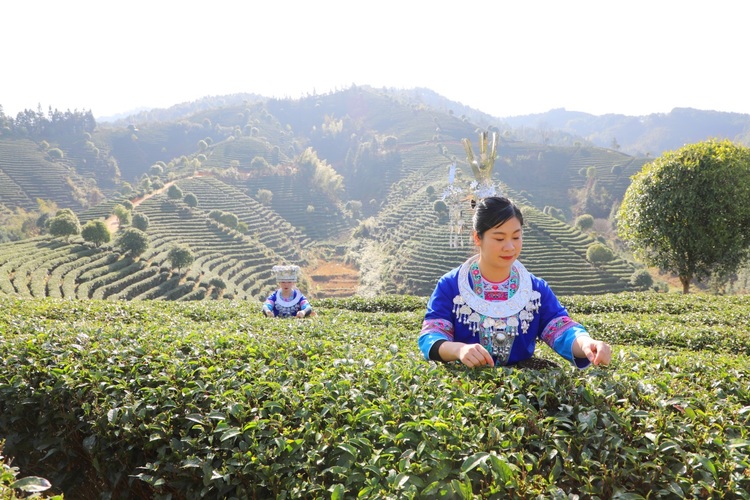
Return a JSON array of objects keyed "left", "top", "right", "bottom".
[
  {"left": 263, "top": 289, "right": 312, "bottom": 317},
  {"left": 418, "top": 261, "right": 591, "bottom": 368}
]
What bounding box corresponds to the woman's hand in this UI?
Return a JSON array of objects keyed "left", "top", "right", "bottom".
[
  {"left": 458, "top": 344, "right": 495, "bottom": 367},
  {"left": 574, "top": 337, "right": 612, "bottom": 366},
  {"left": 296, "top": 310, "right": 306, "bottom": 318},
  {"left": 264, "top": 309, "right": 274, "bottom": 318},
  {"left": 439, "top": 342, "right": 495, "bottom": 368}
]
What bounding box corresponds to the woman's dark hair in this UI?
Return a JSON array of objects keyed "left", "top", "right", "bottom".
[{"left": 473, "top": 196, "right": 523, "bottom": 238}]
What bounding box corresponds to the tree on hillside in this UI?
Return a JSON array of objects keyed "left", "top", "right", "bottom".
[
  {"left": 629, "top": 269, "right": 654, "bottom": 290},
  {"left": 433, "top": 200, "right": 449, "bottom": 222},
  {"left": 256, "top": 189, "right": 273, "bottom": 206},
  {"left": 131, "top": 212, "right": 150, "bottom": 232},
  {"left": 117, "top": 228, "right": 149, "bottom": 258},
  {"left": 167, "top": 185, "right": 183, "bottom": 200},
  {"left": 167, "top": 244, "right": 195, "bottom": 274},
  {"left": 81, "top": 220, "right": 111, "bottom": 247},
  {"left": 218, "top": 212, "right": 239, "bottom": 229},
  {"left": 571, "top": 172, "right": 613, "bottom": 219},
  {"left": 112, "top": 204, "right": 131, "bottom": 226},
  {"left": 575, "top": 214, "right": 595, "bottom": 232},
  {"left": 586, "top": 243, "right": 615, "bottom": 265},
  {"left": 618, "top": 139, "right": 750, "bottom": 293},
  {"left": 149, "top": 164, "right": 164, "bottom": 176},
  {"left": 250, "top": 156, "right": 270, "bottom": 170},
  {"left": 297, "top": 147, "right": 344, "bottom": 198},
  {"left": 183, "top": 193, "right": 198, "bottom": 208},
  {"left": 48, "top": 210, "right": 81, "bottom": 241}
]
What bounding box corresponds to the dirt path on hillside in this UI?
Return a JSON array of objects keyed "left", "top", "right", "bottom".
[{"left": 105, "top": 182, "right": 174, "bottom": 234}]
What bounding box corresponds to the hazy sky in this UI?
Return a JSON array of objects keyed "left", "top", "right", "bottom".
[{"left": 3, "top": 0, "right": 748, "bottom": 120}]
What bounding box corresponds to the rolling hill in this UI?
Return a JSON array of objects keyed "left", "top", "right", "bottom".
[{"left": 3, "top": 86, "right": 735, "bottom": 300}]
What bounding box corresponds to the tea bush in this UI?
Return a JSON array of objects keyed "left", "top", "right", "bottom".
[{"left": 0, "top": 295, "right": 748, "bottom": 498}]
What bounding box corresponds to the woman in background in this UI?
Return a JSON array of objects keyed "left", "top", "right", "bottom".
[{"left": 263, "top": 265, "right": 314, "bottom": 318}]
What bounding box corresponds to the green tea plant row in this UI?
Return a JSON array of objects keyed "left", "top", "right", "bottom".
[
  {"left": 567, "top": 148, "right": 646, "bottom": 199},
  {"left": 0, "top": 138, "right": 81, "bottom": 210},
  {"left": 0, "top": 168, "right": 34, "bottom": 210},
  {"left": 176, "top": 176, "right": 309, "bottom": 261},
  {"left": 129, "top": 195, "right": 281, "bottom": 299},
  {"left": 243, "top": 175, "right": 352, "bottom": 241},
  {"left": 0, "top": 293, "right": 747, "bottom": 499},
  {"left": 373, "top": 177, "right": 637, "bottom": 296},
  {"left": 200, "top": 136, "right": 288, "bottom": 171},
  {"left": 0, "top": 188, "right": 295, "bottom": 303}
]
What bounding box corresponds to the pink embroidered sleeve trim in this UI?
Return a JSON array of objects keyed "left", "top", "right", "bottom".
[
  {"left": 420, "top": 318, "right": 454, "bottom": 341},
  {"left": 541, "top": 316, "right": 579, "bottom": 346}
]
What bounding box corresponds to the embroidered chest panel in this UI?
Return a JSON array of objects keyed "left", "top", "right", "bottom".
[{"left": 452, "top": 256, "right": 541, "bottom": 365}]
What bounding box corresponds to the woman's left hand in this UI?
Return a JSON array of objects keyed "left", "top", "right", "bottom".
[{"left": 575, "top": 337, "right": 612, "bottom": 366}]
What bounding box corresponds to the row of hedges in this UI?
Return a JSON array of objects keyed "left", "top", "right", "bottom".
[{"left": 0, "top": 294, "right": 748, "bottom": 498}]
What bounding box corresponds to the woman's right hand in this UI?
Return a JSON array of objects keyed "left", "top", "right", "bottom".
[
  {"left": 457, "top": 343, "right": 495, "bottom": 367},
  {"left": 439, "top": 342, "right": 494, "bottom": 367}
]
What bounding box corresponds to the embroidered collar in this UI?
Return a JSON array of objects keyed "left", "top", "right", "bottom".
[
  {"left": 457, "top": 254, "right": 533, "bottom": 319},
  {"left": 274, "top": 289, "right": 301, "bottom": 307}
]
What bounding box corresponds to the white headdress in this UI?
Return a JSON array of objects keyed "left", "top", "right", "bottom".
[
  {"left": 442, "top": 131, "right": 502, "bottom": 247},
  {"left": 272, "top": 265, "right": 300, "bottom": 282}
]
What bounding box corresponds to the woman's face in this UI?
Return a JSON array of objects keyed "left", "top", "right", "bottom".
[
  {"left": 279, "top": 281, "right": 295, "bottom": 294},
  {"left": 474, "top": 216, "right": 523, "bottom": 276}
]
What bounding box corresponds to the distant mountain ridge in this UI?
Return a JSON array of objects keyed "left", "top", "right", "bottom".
[{"left": 501, "top": 107, "right": 750, "bottom": 156}]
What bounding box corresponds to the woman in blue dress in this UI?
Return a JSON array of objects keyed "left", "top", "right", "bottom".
[
  {"left": 418, "top": 196, "right": 611, "bottom": 369},
  {"left": 262, "top": 265, "right": 314, "bottom": 318}
]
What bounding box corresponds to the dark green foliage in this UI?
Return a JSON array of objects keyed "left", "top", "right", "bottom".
[
  {"left": 131, "top": 212, "right": 149, "bottom": 231},
  {"left": 80, "top": 219, "right": 111, "bottom": 247},
  {"left": 575, "top": 214, "right": 594, "bottom": 231},
  {"left": 433, "top": 199, "right": 448, "bottom": 219},
  {"left": 618, "top": 139, "right": 750, "bottom": 293},
  {"left": 586, "top": 243, "right": 615, "bottom": 264},
  {"left": 47, "top": 147, "right": 64, "bottom": 159},
  {"left": 0, "top": 295, "right": 748, "bottom": 498},
  {"left": 629, "top": 269, "right": 654, "bottom": 290},
  {"left": 0, "top": 442, "right": 57, "bottom": 499},
  {"left": 250, "top": 155, "right": 270, "bottom": 170},
  {"left": 48, "top": 210, "right": 80, "bottom": 240},
  {"left": 167, "top": 184, "right": 183, "bottom": 200},
  {"left": 183, "top": 192, "right": 198, "bottom": 208},
  {"left": 255, "top": 189, "right": 273, "bottom": 206},
  {"left": 149, "top": 164, "right": 164, "bottom": 176},
  {"left": 217, "top": 212, "right": 239, "bottom": 229},
  {"left": 111, "top": 204, "right": 131, "bottom": 226},
  {"left": 208, "top": 276, "right": 226, "bottom": 289},
  {"left": 167, "top": 244, "right": 195, "bottom": 273},
  {"left": 116, "top": 227, "right": 149, "bottom": 257},
  {"left": 542, "top": 206, "right": 565, "bottom": 221}
]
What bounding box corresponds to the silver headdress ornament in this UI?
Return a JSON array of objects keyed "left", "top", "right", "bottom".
[
  {"left": 442, "top": 131, "right": 501, "bottom": 247},
  {"left": 272, "top": 265, "right": 300, "bottom": 282}
]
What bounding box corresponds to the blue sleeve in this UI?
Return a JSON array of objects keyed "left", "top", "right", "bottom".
[
  {"left": 263, "top": 291, "right": 276, "bottom": 313},
  {"left": 298, "top": 292, "right": 312, "bottom": 311},
  {"left": 418, "top": 270, "right": 459, "bottom": 360},
  {"left": 549, "top": 323, "right": 591, "bottom": 369},
  {"left": 534, "top": 277, "right": 591, "bottom": 369}
]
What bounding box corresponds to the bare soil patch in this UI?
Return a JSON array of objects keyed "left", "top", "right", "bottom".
[{"left": 306, "top": 260, "right": 359, "bottom": 298}]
